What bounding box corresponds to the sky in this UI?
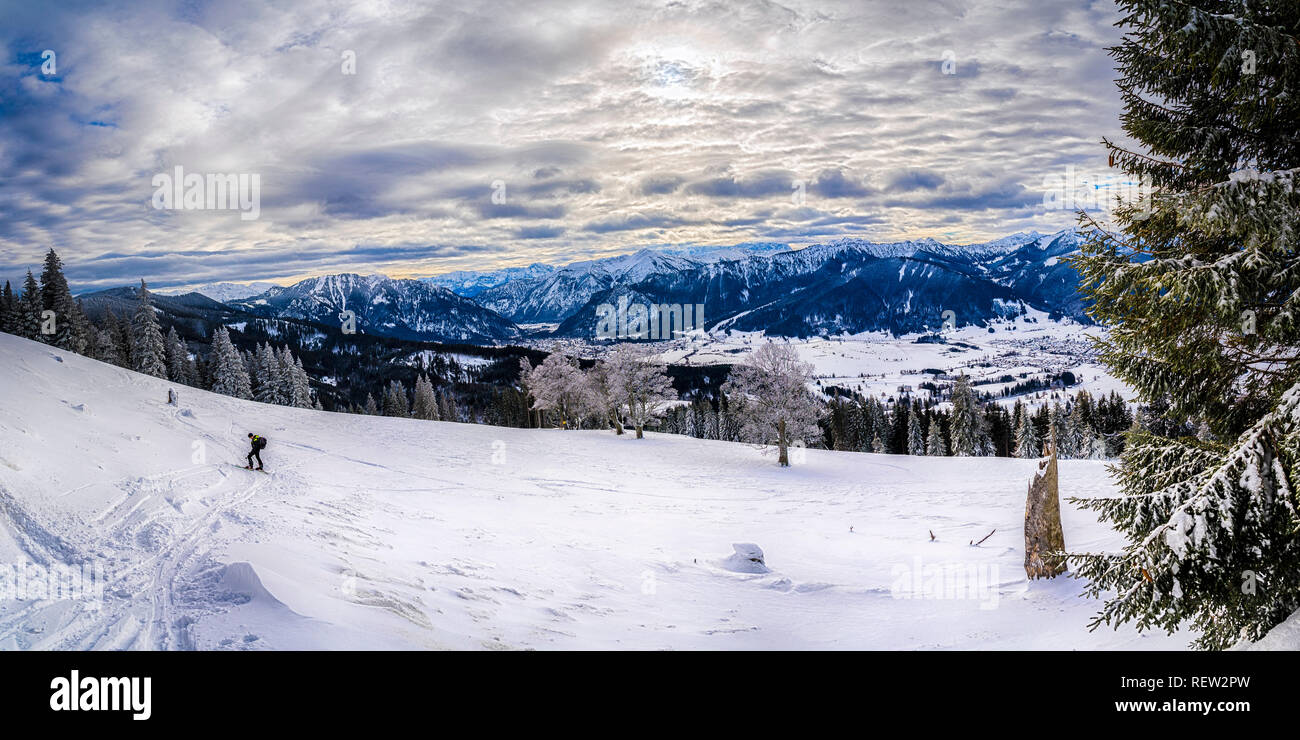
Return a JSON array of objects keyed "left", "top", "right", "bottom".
[{"left": 0, "top": 0, "right": 1129, "bottom": 292}]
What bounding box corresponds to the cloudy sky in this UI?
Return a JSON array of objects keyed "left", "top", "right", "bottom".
[{"left": 0, "top": 0, "right": 1128, "bottom": 292}]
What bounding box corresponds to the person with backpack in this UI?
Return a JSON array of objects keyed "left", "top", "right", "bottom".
[{"left": 246, "top": 432, "right": 268, "bottom": 470}]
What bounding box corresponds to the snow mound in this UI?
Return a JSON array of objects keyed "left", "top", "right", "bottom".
[
  {"left": 720, "top": 543, "right": 769, "bottom": 573},
  {"left": 220, "top": 562, "right": 292, "bottom": 611}
]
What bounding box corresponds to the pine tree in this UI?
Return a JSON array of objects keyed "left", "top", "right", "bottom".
[
  {"left": 17, "top": 271, "right": 42, "bottom": 340},
  {"left": 925, "top": 418, "right": 948, "bottom": 456},
  {"left": 906, "top": 405, "right": 926, "bottom": 456},
  {"left": 289, "top": 356, "right": 313, "bottom": 408},
  {"left": 0, "top": 280, "right": 14, "bottom": 335},
  {"left": 129, "top": 281, "right": 167, "bottom": 378},
  {"left": 253, "top": 344, "right": 283, "bottom": 404},
  {"left": 39, "top": 249, "right": 89, "bottom": 355},
  {"left": 1069, "top": 0, "right": 1300, "bottom": 649},
  {"left": 412, "top": 374, "right": 440, "bottom": 420},
  {"left": 1015, "top": 404, "right": 1041, "bottom": 458},
  {"left": 949, "top": 375, "right": 988, "bottom": 456},
  {"left": 164, "top": 327, "right": 190, "bottom": 384},
  {"left": 208, "top": 327, "right": 252, "bottom": 399},
  {"left": 383, "top": 380, "right": 409, "bottom": 417},
  {"left": 363, "top": 392, "right": 380, "bottom": 416}
]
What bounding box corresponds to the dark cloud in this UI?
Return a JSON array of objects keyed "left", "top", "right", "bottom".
[{"left": 0, "top": 0, "right": 1127, "bottom": 287}]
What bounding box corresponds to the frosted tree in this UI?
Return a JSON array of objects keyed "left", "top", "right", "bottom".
[
  {"left": 607, "top": 344, "right": 676, "bottom": 439},
  {"left": 362, "top": 392, "right": 380, "bottom": 416},
  {"left": 925, "top": 420, "right": 948, "bottom": 456},
  {"left": 1069, "top": 0, "right": 1300, "bottom": 649},
  {"left": 92, "top": 327, "right": 124, "bottom": 366},
  {"left": 253, "top": 344, "right": 283, "bottom": 404},
  {"left": 948, "top": 375, "right": 988, "bottom": 456},
  {"left": 525, "top": 353, "right": 588, "bottom": 428},
  {"left": 412, "top": 374, "right": 440, "bottom": 420},
  {"left": 721, "top": 343, "right": 823, "bottom": 467},
  {"left": 208, "top": 327, "right": 252, "bottom": 399},
  {"left": 129, "top": 281, "right": 167, "bottom": 378},
  {"left": 1049, "top": 403, "right": 1073, "bottom": 459},
  {"left": 164, "top": 327, "right": 190, "bottom": 384},
  {"left": 906, "top": 405, "right": 925, "bottom": 455},
  {"left": 383, "top": 380, "right": 409, "bottom": 417},
  {"left": 584, "top": 360, "right": 625, "bottom": 434},
  {"left": 1015, "top": 406, "right": 1041, "bottom": 458},
  {"left": 288, "top": 356, "right": 313, "bottom": 408}
]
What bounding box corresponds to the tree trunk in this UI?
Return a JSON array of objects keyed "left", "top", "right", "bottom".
[
  {"left": 635, "top": 425, "right": 644, "bottom": 439},
  {"left": 1024, "top": 445, "right": 1066, "bottom": 579},
  {"left": 778, "top": 418, "right": 789, "bottom": 467}
]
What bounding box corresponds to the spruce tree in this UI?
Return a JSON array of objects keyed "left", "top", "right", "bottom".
[
  {"left": 412, "top": 374, "right": 440, "bottom": 420},
  {"left": 925, "top": 418, "right": 948, "bottom": 456},
  {"left": 383, "top": 380, "right": 409, "bottom": 417},
  {"left": 0, "top": 280, "right": 15, "bottom": 335},
  {"left": 18, "top": 271, "right": 42, "bottom": 340},
  {"left": 164, "top": 327, "right": 190, "bottom": 383},
  {"left": 39, "top": 249, "right": 89, "bottom": 355},
  {"left": 907, "top": 404, "right": 926, "bottom": 455},
  {"left": 1070, "top": 0, "right": 1300, "bottom": 649},
  {"left": 949, "top": 375, "right": 987, "bottom": 456},
  {"left": 209, "top": 327, "right": 252, "bottom": 399},
  {"left": 1015, "top": 404, "right": 1041, "bottom": 459},
  {"left": 129, "top": 280, "right": 167, "bottom": 378}
]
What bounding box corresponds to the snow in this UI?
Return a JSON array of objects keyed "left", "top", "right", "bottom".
[{"left": 0, "top": 333, "right": 1189, "bottom": 650}]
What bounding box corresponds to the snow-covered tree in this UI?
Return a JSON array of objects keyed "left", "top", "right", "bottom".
[
  {"left": 383, "top": 380, "right": 409, "bottom": 417},
  {"left": 606, "top": 344, "right": 676, "bottom": 439},
  {"left": 1015, "top": 404, "right": 1041, "bottom": 458},
  {"left": 412, "top": 374, "right": 440, "bottom": 420},
  {"left": 584, "top": 360, "right": 625, "bottom": 434},
  {"left": 208, "top": 327, "right": 252, "bottom": 399},
  {"left": 164, "top": 327, "right": 190, "bottom": 384},
  {"left": 949, "top": 375, "right": 988, "bottom": 456},
  {"left": 525, "top": 353, "right": 588, "bottom": 428},
  {"left": 1069, "top": 0, "right": 1300, "bottom": 649},
  {"left": 362, "top": 392, "right": 380, "bottom": 416},
  {"left": 17, "top": 271, "right": 42, "bottom": 340},
  {"left": 906, "top": 405, "right": 925, "bottom": 455},
  {"left": 722, "top": 343, "right": 822, "bottom": 467},
  {"left": 39, "top": 249, "right": 89, "bottom": 355},
  {"left": 129, "top": 281, "right": 167, "bottom": 378},
  {"left": 925, "top": 419, "right": 948, "bottom": 456}
]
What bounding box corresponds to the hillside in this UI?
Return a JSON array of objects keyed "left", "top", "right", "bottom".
[{"left": 0, "top": 333, "right": 1189, "bottom": 650}]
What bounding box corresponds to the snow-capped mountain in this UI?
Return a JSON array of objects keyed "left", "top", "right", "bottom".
[
  {"left": 156, "top": 281, "right": 280, "bottom": 303},
  {"left": 549, "top": 230, "right": 1088, "bottom": 337},
  {"left": 230, "top": 274, "right": 520, "bottom": 343},
  {"left": 422, "top": 263, "right": 556, "bottom": 298},
  {"left": 221, "top": 231, "right": 1085, "bottom": 343}
]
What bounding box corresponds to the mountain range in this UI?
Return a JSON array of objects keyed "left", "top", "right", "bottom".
[{"left": 126, "top": 229, "right": 1089, "bottom": 344}]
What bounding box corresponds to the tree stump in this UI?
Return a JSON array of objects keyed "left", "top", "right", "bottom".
[{"left": 1024, "top": 447, "right": 1066, "bottom": 579}]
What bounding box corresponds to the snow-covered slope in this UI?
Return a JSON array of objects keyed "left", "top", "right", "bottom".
[{"left": 0, "top": 333, "right": 1189, "bottom": 650}]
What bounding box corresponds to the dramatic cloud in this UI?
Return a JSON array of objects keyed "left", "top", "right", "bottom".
[{"left": 0, "top": 0, "right": 1129, "bottom": 291}]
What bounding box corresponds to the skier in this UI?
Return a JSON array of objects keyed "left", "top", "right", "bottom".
[{"left": 245, "top": 432, "right": 268, "bottom": 470}]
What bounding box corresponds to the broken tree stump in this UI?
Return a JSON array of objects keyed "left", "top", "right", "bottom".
[{"left": 1024, "top": 445, "right": 1066, "bottom": 579}]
